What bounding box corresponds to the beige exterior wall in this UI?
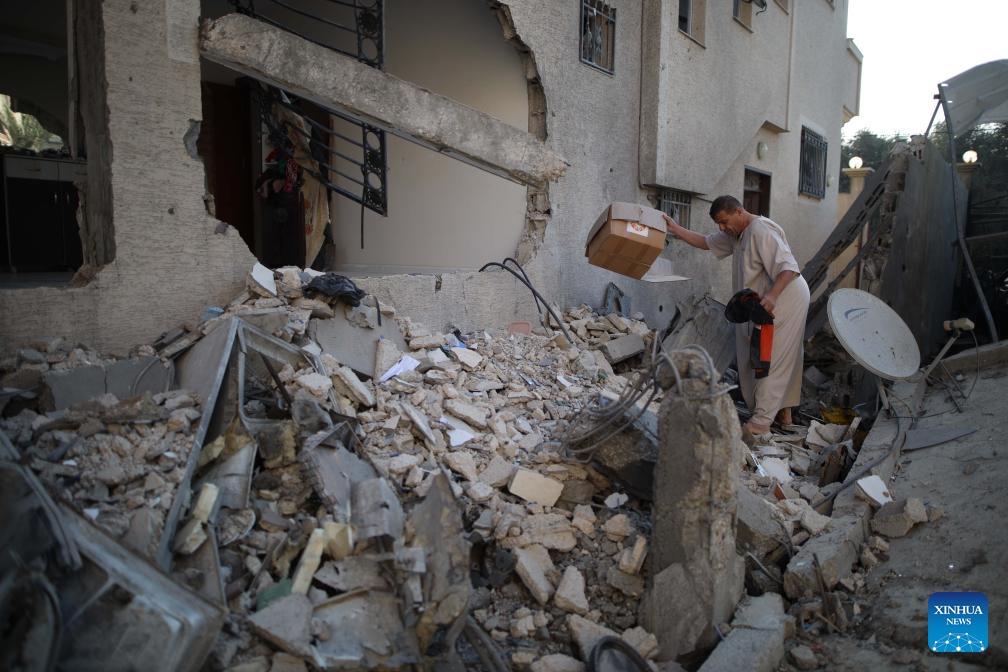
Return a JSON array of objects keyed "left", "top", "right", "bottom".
[{"left": 328, "top": 0, "right": 529, "bottom": 274}]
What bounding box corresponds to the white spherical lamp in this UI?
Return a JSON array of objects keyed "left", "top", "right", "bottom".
[
  {"left": 962, "top": 150, "right": 978, "bottom": 164},
  {"left": 848, "top": 156, "right": 863, "bottom": 170}
]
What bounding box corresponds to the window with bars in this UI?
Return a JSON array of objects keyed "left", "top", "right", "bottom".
[
  {"left": 580, "top": 0, "right": 616, "bottom": 74},
  {"left": 657, "top": 189, "right": 693, "bottom": 229},
  {"left": 799, "top": 127, "right": 828, "bottom": 199}
]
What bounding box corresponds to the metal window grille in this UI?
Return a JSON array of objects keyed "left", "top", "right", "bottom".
[
  {"left": 658, "top": 189, "right": 693, "bottom": 229},
  {"left": 229, "top": 0, "right": 383, "bottom": 68},
  {"left": 678, "top": 0, "right": 691, "bottom": 33},
  {"left": 580, "top": 0, "right": 616, "bottom": 74},
  {"left": 799, "top": 127, "right": 828, "bottom": 199},
  {"left": 733, "top": 0, "right": 741, "bottom": 17},
  {"left": 252, "top": 85, "right": 388, "bottom": 216},
  {"left": 229, "top": 0, "right": 388, "bottom": 215}
]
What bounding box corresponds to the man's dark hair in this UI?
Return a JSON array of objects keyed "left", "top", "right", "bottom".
[{"left": 709, "top": 195, "right": 742, "bottom": 218}]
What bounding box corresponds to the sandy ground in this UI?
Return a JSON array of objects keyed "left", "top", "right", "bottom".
[{"left": 785, "top": 362, "right": 1008, "bottom": 671}]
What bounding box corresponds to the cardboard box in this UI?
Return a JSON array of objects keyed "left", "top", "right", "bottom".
[{"left": 585, "top": 202, "right": 667, "bottom": 279}]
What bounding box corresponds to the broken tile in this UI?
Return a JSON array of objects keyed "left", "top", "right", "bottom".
[
  {"left": 513, "top": 544, "right": 557, "bottom": 605},
  {"left": 508, "top": 468, "right": 564, "bottom": 507},
  {"left": 554, "top": 566, "right": 590, "bottom": 615}
]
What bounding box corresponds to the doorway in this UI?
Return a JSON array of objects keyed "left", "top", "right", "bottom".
[{"left": 743, "top": 168, "right": 771, "bottom": 217}]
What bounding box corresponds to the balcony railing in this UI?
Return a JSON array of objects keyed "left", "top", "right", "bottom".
[{"left": 230, "top": 0, "right": 388, "bottom": 215}]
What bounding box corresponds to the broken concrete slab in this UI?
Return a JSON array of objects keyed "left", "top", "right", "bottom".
[
  {"left": 643, "top": 355, "right": 744, "bottom": 659},
  {"left": 600, "top": 333, "right": 645, "bottom": 364},
  {"left": 567, "top": 614, "right": 619, "bottom": 661},
  {"left": 514, "top": 544, "right": 557, "bottom": 605},
  {"left": 508, "top": 468, "right": 564, "bottom": 507},
  {"left": 407, "top": 473, "right": 472, "bottom": 659},
  {"left": 554, "top": 565, "right": 590, "bottom": 615},
  {"left": 870, "top": 498, "right": 927, "bottom": 538},
  {"left": 43, "top": 365, "right": 106, "bottom": 411},
  {"left": 660, "top": 296, "right": 735, "bottom": 375},
  {"left": 736, "top": 485, "right": 788, "bottom": 558},
  {"left": 783, "top": 515, "right": 865, "bottom": 600},
  {"left": 312, "top": 591, "right": 420, "bottom": 669},
  {"left": 351, "top": 477, "right": 404, "bottom": 541},
  {"left": 300, "top": 426, "right": 377, "bottom": 519},
  {"left": 314, "top": 557, "right": 389, "bottom": 593},
  {"left": 698, "top": 593, "right": 794, "bottom": 672},
  {"left": 308, "top": 311, "right": 409, "bottom": 379},
  {"left": 200, "top": 14, "right": 568, "bottom": 188}
]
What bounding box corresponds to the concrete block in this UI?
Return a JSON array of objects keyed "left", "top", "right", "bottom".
[
  {"left": 567, "top": 614, "right": 619, "bottom": 661},
  {"left": 513, "top": 544, "right": 556, "bottom": 605},
  {"left": 43, "top": 365, "right": 106, "bottom": 410},
  {"left": 508, "top": 468, "right": 564, "bottom": 506},
  {"left": 736, "top": 485, "right": 787, "bottom": 558},
  {"left": 478, "top": 455, "right": 514, "bottom": 487},
  {"left": 607, "top": 565, "right": 644, "bottom": 597},
  {"left": 444, "top": 399, "right": 488, "bottom": 428},
  {"left": 618, "top": 535, "right": 648, "bottom": 574},
  {"left": 248, "top": 594, "right": 314, "bottom": 659},
  {"left": 698, "top": 593, "right": 793, "bottom": 672},
  {"left": 330, "top": 365, "right": 375, "bottom": 408},
  {"left": 783, "top": 516, "right": 865, "bottom": 599},
  {"left": 309, "top": 310, "right": 409, "bottom": 378},
  {"left": 871, "top": 498, "right": 926, "bottom": 537},
  {"left": 106, "top": 356, "right": 170, "bottom": 400},
  {"left": 291, "top": 528, "right": 326, "bottom": 594},
  {"left": 524, "top": 513, "right": 576, "bottom": 551},
  {"left": 600, "top": 333, "right": 645, "bottom": 364},
  {"left": 450, "top": 347, "right": 483, "bottom": 371},
  {"left": 789, "top": 645, "right": 818, "bottom": 670},
  {"left": 444, "top": 451, "right": 479, "bottom": 482},
  {"left": 554, "top": 565, "right": 590, "bottom": 615}
]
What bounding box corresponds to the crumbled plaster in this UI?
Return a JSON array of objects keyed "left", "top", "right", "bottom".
[{"left": 491, "top": 2, "right": 553, "bottom": 264}]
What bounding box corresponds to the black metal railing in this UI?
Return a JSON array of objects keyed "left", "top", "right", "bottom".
[
  {"left": 230, "top": 0, "right": 383, "bottom": 68},
  {"left": 252, "top": 84, "right": 387, "bottom": 216},
  {"left": 230, "top": 0, "right": 388, "bottom": 215}
]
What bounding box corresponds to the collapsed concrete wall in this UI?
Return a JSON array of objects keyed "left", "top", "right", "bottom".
[{"left": 0, "top": 0, "right": 255, "bottom": 355}]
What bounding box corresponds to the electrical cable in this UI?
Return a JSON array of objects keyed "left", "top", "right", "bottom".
[
  {"left": 462, "top": 615, "right": 511, "bottom": 672},
  {"left": 478, "top": 260, "right": 573, "bottom": 343},
  {"left": 501, "top": 257, "right": 544, "bottom": 316},
  {"left": 561, "top": 346, "right": 733, "bottom": 462},
  {"left": 587, "top": 635, "right": 651, "bottom": 672}
]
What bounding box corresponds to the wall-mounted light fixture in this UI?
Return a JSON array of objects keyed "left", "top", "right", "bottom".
[
  {"left": 757, "top": 141, "right": 768, "bottom": 159},
  {"left": 848, "top": 156, "right": 863, "bottom": 169},
  {"left": 962, "top": 150, "right": 978, "bottom": 164}
]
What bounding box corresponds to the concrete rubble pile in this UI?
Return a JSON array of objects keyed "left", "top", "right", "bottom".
[
  {"left": 0, "top": 263, "right": 672, "bottom": 671},
  {"left": 727, "top": 415, "right": 940, "bottom": 671}
]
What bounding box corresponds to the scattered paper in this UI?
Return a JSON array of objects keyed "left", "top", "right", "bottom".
[
  {"left": 604, "top": 492, "right": 628, "bottom": 508},
  {"left": 760, "top": 457, "right": 793, "bottom": 484},
  {"left": 378, "top": 355, "right": 421, "bottom": 383},
  {"left": 251, "top": 262, "right": 277, "bottom": 296},
  {"left": 83, "top": 508, "right": 100, "bottom": 521},
  {"left": 440, "top": 415, "right": 476, "bottom": 447}
]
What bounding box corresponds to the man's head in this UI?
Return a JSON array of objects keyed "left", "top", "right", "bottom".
[{"left": 709, "top": 195, "right": 751, "bottom": 238}]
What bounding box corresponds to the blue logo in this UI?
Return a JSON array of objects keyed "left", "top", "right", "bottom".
[{"left": 929, "top": 592, "right": 987, "bottom": 653}]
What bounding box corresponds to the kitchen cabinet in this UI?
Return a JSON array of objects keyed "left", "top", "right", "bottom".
[{"left": 2, "top": 154, "right": 86, "bottom": 272}]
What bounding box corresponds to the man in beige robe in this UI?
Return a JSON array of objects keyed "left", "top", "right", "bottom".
[{"left": 663, "top": 195, "right": 810, "bottom": 441}]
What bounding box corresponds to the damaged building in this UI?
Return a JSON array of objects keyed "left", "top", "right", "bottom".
[
  {"left": 0, "top": 1, "right": 926, "bottom": 671},
  {"left": 0, "top": 0, "right": 861, "bottom": 349}
]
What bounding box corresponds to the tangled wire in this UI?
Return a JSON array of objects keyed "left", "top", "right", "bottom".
[{"left": 561, "top": 344, "right": 734, "bottom": 463}]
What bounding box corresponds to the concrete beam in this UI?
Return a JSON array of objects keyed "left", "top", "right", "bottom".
[{"left": 199, "top": 14, "right": 568, "bottom": 188}]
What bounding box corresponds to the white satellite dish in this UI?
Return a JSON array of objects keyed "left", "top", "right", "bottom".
[{"left": 827, "top": 289, "right": 921, "bottom": 380}]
